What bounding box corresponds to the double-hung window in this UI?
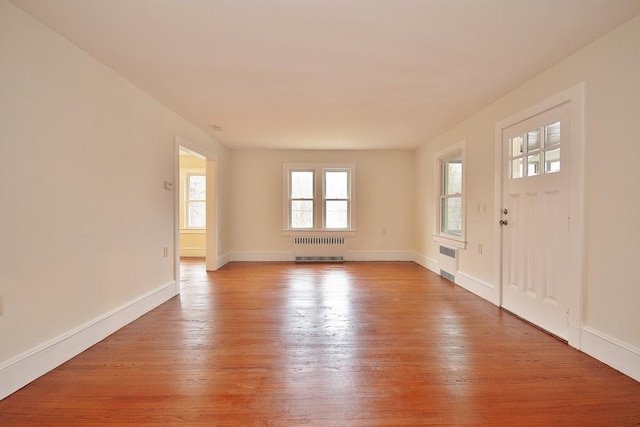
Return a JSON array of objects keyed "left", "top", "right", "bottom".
[
  {"left": 284, "top": 164, "right": 356, "bottom": 233},
  {"left": 186, "top": 174, "right": 206, "bottom": 228},
  {"left": 434, "top": 141, "right": 466, "bottom": 248},
  {"left": 324, "top": 170, "right": 350, "bottom": 229},
  {"left": 290, "top": 170, "right": 314, "bottom": 229}
]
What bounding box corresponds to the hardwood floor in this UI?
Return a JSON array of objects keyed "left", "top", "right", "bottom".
[{"left": 1, "top": 261, "right": 639, "bottom": 426}]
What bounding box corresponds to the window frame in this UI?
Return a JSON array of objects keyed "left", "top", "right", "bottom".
[
  {"left": 283, "top": 163, "right": 356, "bottom": 235},
  {"left": 434, "top": 141, "right": 467, "bottom": 249},
  {"left": 185, "top": 172, "right": 206, "bottom": 230},
  {"left": 289, "top": 169, "right": 315, "bottom": 230},
  {"left": 323, "top": 168, "right": 351, "bottom": 230}
]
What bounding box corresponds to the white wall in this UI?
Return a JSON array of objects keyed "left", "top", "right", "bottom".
[
  {"left": 0, "top": 0, "right": 230, "bottom": 397},
  {"left": 414, "top": 14, "right": 640, "bottom": 375},
  {"left": 230, "top": 150, "right": 414, "bottom": 261}
]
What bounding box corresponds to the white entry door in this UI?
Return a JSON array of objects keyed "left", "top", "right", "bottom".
[{"left": 500, "top": 103, "right": 571, "bottom": 339}]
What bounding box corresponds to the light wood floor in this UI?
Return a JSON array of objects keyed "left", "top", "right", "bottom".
[{"left": 1, "top": 261, "right": 639, "bottom": 426}]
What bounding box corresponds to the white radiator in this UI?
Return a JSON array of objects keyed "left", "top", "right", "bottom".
[
  {"left": 293, "top": 236, "right": 346, "bottom": 262},
  {"left": 439, "top": 245, "right": 458, "bottom": 281}
]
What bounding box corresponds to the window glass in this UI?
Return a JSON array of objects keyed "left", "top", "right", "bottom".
[
  {"left": 440, "top": 152, "right": 463, "bottom": 236},
  {"left": 291, "top": 171, "right": 313, "bottom": 198},
  {"left": 511, "top": 135, "right": 524, "bottom": 156},
  {"left": 511, "top": 158, "right": 524, "bottom": 179},
  {"left": 435, "top": 141, "right": 465, "bottom": 247},
  {"left": 441, "top": 197, "right": 462, "bottom": 236},
  {"left": 545, "top": 121, "right": 561, "bottom": 146},
  {"left": 444, "top": 157, "right": 462, "bottom": 195},
  {"left": 188, "top": 202, "right": 206, "bottom": 228},
  {"left": 527, "top": 129, "right": 541, "bottom": 152},
  {"left": 545, "top": 148, "right": 561, "bottom": 173},
  {"left": 291, "top": 200, "right": 313, "bottom": 229},
  {"left": 325, "top": 171, "right": 348, "bottom": 199},
  {"left": 527, "top": 153, "right": 541, "bottom": 176},
  {"left": 510, "top": 122, "right": 561, "bottom": 180},
  {"left": 186, "top": 174, "right": 206, "bottom": 228},
  {"left": 326, "top": 200, "right": 348, "bottom": 229},
  {"left": 188, "top": 175, "right": 206, "bottom": 200},
  {"left": 285, "top": 165, "right": 354, "bottom": 231}
]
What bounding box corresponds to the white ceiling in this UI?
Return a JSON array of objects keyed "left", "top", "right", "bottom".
[{"left": 10, "top": 0, "right": 640, "bottom": 150}]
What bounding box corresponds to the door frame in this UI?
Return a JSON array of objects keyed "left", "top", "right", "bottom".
[
  {"left": 173, "top": 135, "right": 220, "bottom": 293},
  {"left": 493, "top": 83, "right": 585, "bottom": 348}
]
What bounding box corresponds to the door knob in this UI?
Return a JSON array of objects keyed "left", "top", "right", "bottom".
[{"left": 499, "top": 219, "right": 508, "bottom": 226}]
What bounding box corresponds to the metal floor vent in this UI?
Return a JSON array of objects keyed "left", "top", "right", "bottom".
[
  {"left": 440, "top": 270, "right": 455, "bottom": 282},
  {"left": 295, "top": 256, "right": 344, "bottom": 263}
]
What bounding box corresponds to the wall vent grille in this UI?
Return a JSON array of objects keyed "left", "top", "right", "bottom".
[
  {"left": 293, "top": 237, "right": 346, "bottom": 245},
  {"left": 439, "top": 245, "right": 456, "bottom": 258},
  {"left": 293, "top": 236, "right": 347, "bottom": 262},
  {"left": 438, "top": 245, "right": 458, "bottom": 282}
]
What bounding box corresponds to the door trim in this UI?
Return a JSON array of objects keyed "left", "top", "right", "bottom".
[
  {"left": 173, "top": 135, "right": 220, "bottom": 293},
  {"left": 493, "top": 83, "right": 585, "bottom": 348}
]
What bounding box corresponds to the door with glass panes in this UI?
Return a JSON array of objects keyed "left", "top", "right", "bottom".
[{"left": 500, "top": 103, "right": 570, "bottom": 339}]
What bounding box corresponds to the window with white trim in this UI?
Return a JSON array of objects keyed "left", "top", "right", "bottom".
[
  {"left": 284, "top": 164, "right": 356, "bottom": 233},
  {"left": 185, "top": 173, "right": 206, "bottom": 229},
  {"left": 434, "top": 141, "right": 466, "bottom": 248},
  {"left": 290, "top": 170, "right": 314, "bottom": 229}
]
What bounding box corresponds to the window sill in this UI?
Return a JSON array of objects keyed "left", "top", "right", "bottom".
[
  {"left": 180, "top": 228, "right": 206, "bottom": 234},
  {"left": 433, "top": 234, "right": 467, "bottom": 249},
  {"left": 283, "top": 229, "right": 357, "bottom": 237}
]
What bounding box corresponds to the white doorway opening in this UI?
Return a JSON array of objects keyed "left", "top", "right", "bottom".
[{"left": 174, "top": 136, "right": 219, "bottom": 292}]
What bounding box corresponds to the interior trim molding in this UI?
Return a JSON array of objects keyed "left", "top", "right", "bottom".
[
  {"left": 0, "top": 281, "right": 177, "bottom": 400},
  {"left": 413, "top": 252, "right": 438, "bottom": 273},
  {"left": 179, "top": 247, "right": 206, "bottom": 257},
  {"left": 580, "top": 326, "right": 640, "bottom": 382},
  {"left": 230, "top": 251, "right": 292, "bottom": 262},
  {"left": 347, "top": 251, "right": 413, "bottom": 262},
  {"left": 455, "top": 271, "right": 498, "bottom": 305},
  {"left": 216, "top": 252, "right": 232, "bottom": 269},
  {"left": 229, "top": 251, "right": 415, "bottom": 263}
]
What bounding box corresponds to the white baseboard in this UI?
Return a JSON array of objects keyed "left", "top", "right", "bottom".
[
  {"left": 347, "top": 251, "right": 414, "bottom": 262},
  {"left": 412, "top": 252, "right": 640, "bottom": 383},
  {"left": 217, "top": 252, "right": 232, "bottom": 269},
  {"left": 455, "top": 270, "right": 498, "bottom": 305},
  {"left": 580, "top": 326, "right": 640, "bottom": 382},
  {"left": 230, "top": 251, "right": 292, "bottom": 262},
  {"left": 0, "top": 281, "right": 177, "bottom": 400},
  {"left": 179, "top": 247, "right": 205, "bottom": 257},
  {"left": 229, "top": 251, "right": 414, "bottom": 263},
  {"left": 413, "top": 252, "right": 439, "bottom": 273}
]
